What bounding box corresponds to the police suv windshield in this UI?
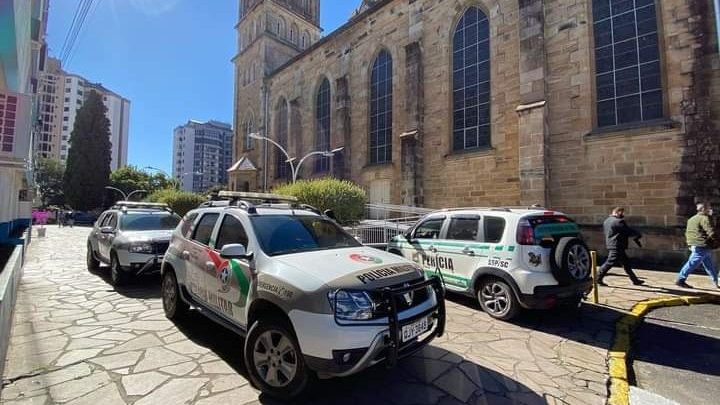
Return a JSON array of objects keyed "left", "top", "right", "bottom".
[
  {"left": 120, "top": 211, "right": 181, "bottom": 231},
  {"left": 250, "top": 215, "right": 361, "bottom": 256}
]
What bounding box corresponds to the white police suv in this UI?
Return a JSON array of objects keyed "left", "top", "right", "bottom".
[
  {"left": 160, "top": 192, "right": 445, "bottom": 400},
  {"left": 387, "top": 207, "right": 592, "bottom": 320}
]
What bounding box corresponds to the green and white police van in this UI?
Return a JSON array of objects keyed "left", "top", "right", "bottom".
[{"left": 388, "top": 207, "right": 592, "bottom": 320}]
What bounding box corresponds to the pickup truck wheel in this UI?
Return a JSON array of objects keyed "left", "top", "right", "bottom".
[
  {"left": 162, "top": 271, "right": 189, "bottom": 321},
  {"left": 86, "top": 244, "right": 100, "bottom": 272},
  {"left": 477, "top": 278, "right": 520, "bottom": 321},
  {"left": 244, "top": 319, "right": 311, "bottom": 400},
  {"left": 110, "top": 254, "right": 127, "bottom": 287}
]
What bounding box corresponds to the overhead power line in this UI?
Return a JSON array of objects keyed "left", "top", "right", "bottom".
[{"left": 60, "top": 0, "right": 97, "bottom": 65}]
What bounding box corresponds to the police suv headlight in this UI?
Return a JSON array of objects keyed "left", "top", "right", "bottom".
[
  {"left": 328, "top": 290, "right": 375, "bottom": 321},
  {"left": 129, "top": 243, "right": 154, "bottom": 254}
]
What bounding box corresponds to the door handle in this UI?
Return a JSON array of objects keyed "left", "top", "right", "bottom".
[
  {"left": 181, "top": 251, "right": 190, "bottom": 260},
  {"left": 462, "top": 247, "right": 475, "bottom": 256},
  {"left": 205, "top": 262, "right": 216, "bottom": 272}
]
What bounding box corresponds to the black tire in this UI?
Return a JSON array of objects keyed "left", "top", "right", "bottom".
[
  {"left": 86, "top": 243, "right": 100, "bottom": 272},
  {"left": 244, "top": 318, "right": 312, "bottom": 400},
  {"left": 162, "top": 270, "right": 189, "bottom": 321},
  {"left": 551, "top": 237, "right": 591, "bottom": 285},
  {"left": 477, "top": 278, "right": 520, "bottom": 321},
  {"left": 110, "top": 253, "right": 127, "bottom": 287}
]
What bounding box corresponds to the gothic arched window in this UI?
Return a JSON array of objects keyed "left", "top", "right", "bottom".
[
  {"left": 244, "top": 119, "right": 254, "bottom": 150},
  {"left": 452, "top": 6, "right": 491, "bottom": 151},
  {"left": 592, "top": 0, "right": 663, "bottom": 127},
  {"left": 369, "top": 49, "right": 393, "bottom": 164},
  {"left": 275, "top": 99, "right": 290, "bottom": 180},
  {"left": 315, "top": 78, "right": 331, "bottom": 172}
]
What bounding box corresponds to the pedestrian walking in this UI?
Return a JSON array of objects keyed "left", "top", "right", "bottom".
[
  {"left": 67, "top": 211, "right": 75, "bottom": 228},
  {"left": 676, "top": 203, "right": 719, "bottom": 289},
  {"left": 597, "top": 207, "right": 645, "bottom": 286}
]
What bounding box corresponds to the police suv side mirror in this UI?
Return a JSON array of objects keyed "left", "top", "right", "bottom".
[
  {"left": 324, "top": 209, "right": 337, "bottom": 221},
  {"left": 100, "top": 226, "right": 115, "bottom": 235},
  {"left": 220, "top": 244, "right": 253, "bottom": 260}
]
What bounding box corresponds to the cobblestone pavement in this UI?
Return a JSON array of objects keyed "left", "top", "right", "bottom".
[{"left": 1, "top": 227, "right": 718, "bottom": 405}]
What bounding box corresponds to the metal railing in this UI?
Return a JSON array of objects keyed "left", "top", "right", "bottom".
[{"left": 346, "top": 203, "right": 435, "bottom": 249}]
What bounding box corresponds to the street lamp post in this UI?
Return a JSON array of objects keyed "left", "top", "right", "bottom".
[
  {"left": 249, "top": 133, "right": 344, "bottom": 183},
  {"left": 105, "top": 186, "right": 147, "bottom": 201}
]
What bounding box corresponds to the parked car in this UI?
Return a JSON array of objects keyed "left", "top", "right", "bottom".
[
  {"left": 87, "top": 201, "right": 181, "bottom": 286},
  {"left": 72, "top": 211, "right": 100, "bottom": 226},
  {"left": 387, "top": 207, "right": 592, "bottom": 320},
  {"left": 161, "top": 192, "right": 446, "bottom": 400}
]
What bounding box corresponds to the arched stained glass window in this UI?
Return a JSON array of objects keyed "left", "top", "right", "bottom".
[
  {"left": 369, "top": 50, "right": 393, "bottom": 164},
  {"left": 592, "top": 0, "right": 663, "bottom": 127},
  {"left": 452, "top": 7, "right": 491, "bottom": 151},
  {"left": 275, "top": 99, "right": 290, "bottom": 180},
  {"left": 315, "top": 78, "right": 331, "bottom": 172}
]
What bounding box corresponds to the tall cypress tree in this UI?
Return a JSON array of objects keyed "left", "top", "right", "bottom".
[{"left": 63, "top": 90, "right": 112, "bottom": 210}]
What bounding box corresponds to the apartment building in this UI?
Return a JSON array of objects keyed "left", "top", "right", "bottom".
[{"left": 173, "top": 120, "right": 233, "bottom": 193}]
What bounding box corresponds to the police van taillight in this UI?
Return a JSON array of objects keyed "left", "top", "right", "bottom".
[{"left": 516, "top": 219, "right": 535, "bottom": 245}]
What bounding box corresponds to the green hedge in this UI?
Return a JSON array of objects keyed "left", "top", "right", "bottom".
[
  {"left": 146, "top": 189, "right": 206, "bottom": 216},
  {"left": 273, "top": 178, "right": 366, "bottom": 224}
]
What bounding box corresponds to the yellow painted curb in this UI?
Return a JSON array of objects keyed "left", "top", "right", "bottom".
[{"left": 607, "top": 294, "right": 720, "bottom": 405}]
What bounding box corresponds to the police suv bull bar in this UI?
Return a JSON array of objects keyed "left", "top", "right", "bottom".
[{"left": 382, "top": 276, "right": 446, "bottom": 368}]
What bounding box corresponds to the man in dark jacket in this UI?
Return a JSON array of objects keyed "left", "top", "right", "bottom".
[
  {"left": 676, "top": 203, "right": 718, "bottom": 289},
  {"left": 597, "top": 207, "right": 644, "bottom": 286}
]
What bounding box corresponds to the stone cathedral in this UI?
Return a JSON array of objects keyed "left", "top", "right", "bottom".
[{"left": 229, "top": 0, "right": 719, "bottom": 266}]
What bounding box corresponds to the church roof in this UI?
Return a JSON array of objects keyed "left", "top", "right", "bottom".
[{"left": 227, "top": 156, "right": 258, "bottom": 172}]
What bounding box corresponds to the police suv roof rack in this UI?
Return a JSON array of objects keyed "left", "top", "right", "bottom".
[
  {"left": 112, "top": 201, "right": 172, "bottom": 212},
  {"left": 218, "top": 191, "right": 298, "bottom": 203}
]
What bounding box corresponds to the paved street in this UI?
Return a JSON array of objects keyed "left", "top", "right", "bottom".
[
  {"left": 1, "top": 227, "right": 719, "bottom": 405},
  {"left": 632, "top": 304, "right": 720, "bottom": 405}
]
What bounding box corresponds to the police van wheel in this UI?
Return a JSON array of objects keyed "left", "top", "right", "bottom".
[
  {"left": 162, "top": 270, "right": 189, "bottom": 321},
  {"left": 86, "top": 244, "right": 100, "bottom": 272},
  {"left": 110, "top": 254, "right": 127, "bottom": 287},
  {"left": 477, "top": 278, "right": 520, "bottom": 321},
  {"left": 244, "top": 318, "right": 311, "bottom": 400}
]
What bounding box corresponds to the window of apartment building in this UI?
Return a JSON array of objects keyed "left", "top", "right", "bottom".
[
  {"left": 66, "top": 78, "right": 71, "bottom": 83},
  {"left": 64, "top": 106, "right": 69, "bottom": 112},
  {"left": 315, "top": 78, "right": 331, "bottom": 172},
  {"left": 452, "top": 6, "right": 491, "bottom": 152},
  {"left": 65, "top": 88, "right": 70, "bottom": 93},
  {"left": 63, "top": 126, "right": 68, "bottom": 131},
  {"left": 65, "top": 97, "right": 70, "bottom": 102},
  {"left": 63, "top": 116, "right": 69, "bottom": 122},
  {"left": 369, "top": 50, "right": 393, "bottom": 164},
  {"left": 275, "top": 98, "right": 290, "bottom": 179},
  {"left": 593, "top": 0, "right": 663, "bottom": 127}
]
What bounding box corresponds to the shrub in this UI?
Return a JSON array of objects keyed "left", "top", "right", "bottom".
[
  {"left": 146, "top": 189, "right": 206, "bottom": 216},
  {"left": 273, "top": 178, "right": 366, "bottom": 224}
]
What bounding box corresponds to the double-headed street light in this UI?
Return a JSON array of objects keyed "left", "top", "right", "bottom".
[
  {"left": 249, "top": 132, "right": 344, "bottom": 183},
  {"left": 105, "top": 186, "right": 147, "bottom": 201}
]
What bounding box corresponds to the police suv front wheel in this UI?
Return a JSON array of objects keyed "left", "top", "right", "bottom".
[
  {"left": 244, "top": 318, "right": 312, "bottom": 400},
  {"left": 162, "top": 270, "right": 189, "bottom": 321},
  {"left": 477, "top": 278, "right": 520, "bottom": 321}
]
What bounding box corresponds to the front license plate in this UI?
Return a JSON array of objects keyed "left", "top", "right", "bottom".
[{"left": 401, "top": 316, "right": 429, "bottom": 342}]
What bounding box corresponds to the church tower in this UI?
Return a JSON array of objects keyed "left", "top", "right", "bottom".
[{"left": 230, "top": 0, "right": 321, "bottom": 191}]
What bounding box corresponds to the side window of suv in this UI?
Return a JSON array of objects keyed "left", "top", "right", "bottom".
[
  {"left": 447, "top": 217, "right": 480, "bottom": 241},
  {"left": 483, "top": 217, "right": 506, "bottom": 243},
  {"left": 180, "top": 212, "right": 199, "bottom": 238},
  {"left": 106, "top": 213, "right": 118, "bottom": 229},
  {"left": 413, "top": 218, "right": 445, "bottom": 239},
  {"left": 215, "top": 215, "right": 249, "bottom": 249},
  {"left": 192, "top": 213, "right": 219, "bottom": 246}
]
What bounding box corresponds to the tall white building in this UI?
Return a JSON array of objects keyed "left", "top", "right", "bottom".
[
  {"left": 173, "top": 120, "right": 233, "bottom": 193},
  {"left": 58, "top": 73, "right": 130, "bottom": 170}
]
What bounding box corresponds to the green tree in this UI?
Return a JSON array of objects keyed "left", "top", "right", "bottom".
[
  {"left": 63, "top": 90, "right": 112, "bottom": 210},
  {"left": 109, "top": 166, "right": 172, "bottom": 198},
  {"left": 146, "top": 188, "right": 206, "bottom": 216},
  {"left": 35, "top": 158, "right": 65, "bottom": 207}
]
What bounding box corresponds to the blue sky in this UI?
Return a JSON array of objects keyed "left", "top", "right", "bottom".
[{"left": 46, "top": 0, "right": 360, "bottom": 174}]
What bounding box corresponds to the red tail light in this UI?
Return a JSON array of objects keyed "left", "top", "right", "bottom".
[{"left": 516, "top": 219, "right": 535, "bottom": 245}]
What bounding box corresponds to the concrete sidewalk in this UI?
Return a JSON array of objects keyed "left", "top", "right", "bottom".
[{"left": 1, "top": 226, "right": 718, "bottom": 404}]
